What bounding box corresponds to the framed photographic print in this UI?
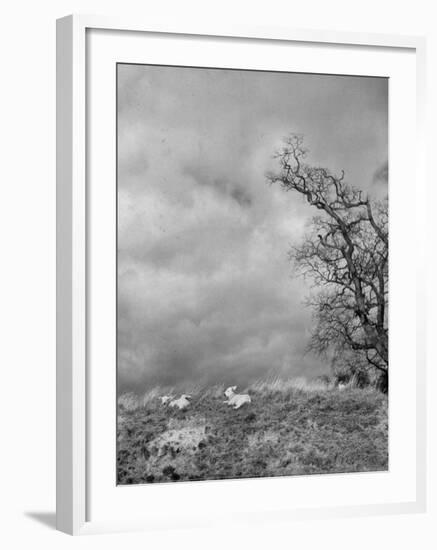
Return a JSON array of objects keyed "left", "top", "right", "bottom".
[{"left": 56, "top": 15, "right": 426, "bottom": 535}]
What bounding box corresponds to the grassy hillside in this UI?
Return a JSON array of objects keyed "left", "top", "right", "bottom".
[{"left": 117, "top": 379, "right": 388, "bottom": 484}]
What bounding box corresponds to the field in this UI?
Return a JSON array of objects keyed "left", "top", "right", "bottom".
[{"left": 117, "top": 379, "right": 388, "bottom": 485}]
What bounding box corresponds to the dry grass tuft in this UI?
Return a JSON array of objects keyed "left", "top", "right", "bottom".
[
  {"left": 249, "top": 375, "right": 332, "bottom": 394},
  {"left": 118, "top": 392, "right": 142, "bottom": 411}
]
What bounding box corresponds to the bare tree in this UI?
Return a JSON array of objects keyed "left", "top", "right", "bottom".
[{"left": 267, "top": 135, "right": 388, "bottom": 390}]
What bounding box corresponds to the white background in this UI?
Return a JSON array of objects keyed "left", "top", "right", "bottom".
[{"left": 0, "top": 0, "right": 435, "bottom": 548}]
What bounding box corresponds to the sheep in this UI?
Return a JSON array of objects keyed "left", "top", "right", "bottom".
[
  {"left": 169, "top": 394, "right": 192, "bottom": 410},
  {"left": 338, "top": 383, "right": 346, "bottom": 391},
  {"left": 223, "top": 386, "right": 251, "bottom": 409},
  {"left": 160, "top": 395, "right": 174, "bottom": 405}
]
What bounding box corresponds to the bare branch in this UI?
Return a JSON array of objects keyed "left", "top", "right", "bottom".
[{"left": 268, "top": 134, "right": 389, "bottom": 379}]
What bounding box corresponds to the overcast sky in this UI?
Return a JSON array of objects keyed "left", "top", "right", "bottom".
[{"left": 117, "top": 64, "right": 388, "bottom": 394}]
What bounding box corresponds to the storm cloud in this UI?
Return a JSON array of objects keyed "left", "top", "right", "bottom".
[{"left": 117, "top": 64, "right": 388, "bottom": 394}]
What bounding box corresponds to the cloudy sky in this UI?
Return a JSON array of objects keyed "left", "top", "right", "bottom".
[{"left": 117, "top": 64, "right": 388, "bottom": 394}]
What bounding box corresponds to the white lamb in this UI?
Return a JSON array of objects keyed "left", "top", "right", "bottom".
[
  {"left": 223, "top": 386, "right": 251, "bottom": 409},
  {"left": 169, "top": 394, "right": 192, "bottom": 410},
  {"left": 160, "top": 395, "right": 174, "bottom": 405}
]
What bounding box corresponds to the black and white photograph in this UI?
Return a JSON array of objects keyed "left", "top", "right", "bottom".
[{"left": 116, "top": 64, "right": 389, "bottom": 485}]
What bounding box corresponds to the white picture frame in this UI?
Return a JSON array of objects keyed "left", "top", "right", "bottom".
[{"left": 56, "top": 14, "right": 427, "bottom": 536}]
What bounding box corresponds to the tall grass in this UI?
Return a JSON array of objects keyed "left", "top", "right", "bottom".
[
  {"left": 117, "top": 376, "right": 339, "bottom": 411},
  {"left": 249, "top": 376, "right": 332, "bottom": 394},
  {"left": 117, "top": 375, "right": 388, "bottom": 484}
]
